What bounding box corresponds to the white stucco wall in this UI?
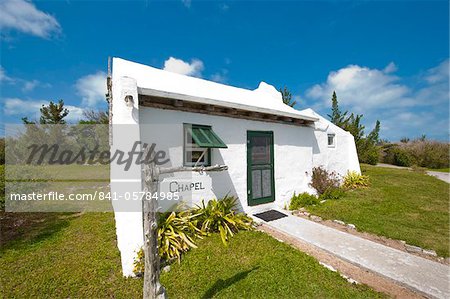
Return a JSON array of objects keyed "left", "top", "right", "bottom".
[
  {"left": 138, "top": 107, "right": 316, "bottom": 213},
  {"left": 110, "top": 76, "right": 144, "bottom": 277},
  {"left": 303, "top": 108, "right": 361, "bottom": 177}
]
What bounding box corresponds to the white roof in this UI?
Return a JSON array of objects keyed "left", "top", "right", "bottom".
[
  {"left": 112, "top": 58, "right": 318, "bottom": 122},
  {"left": 300, "top": 108, "right": 352, "bottom": 136}
]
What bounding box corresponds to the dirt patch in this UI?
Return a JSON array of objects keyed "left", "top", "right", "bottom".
[
  {"left": 258, "top": 224, "right": 425, "bottom": 299},
  {"left": 292, "top": 210, "right": 449, "bottom": 265}
]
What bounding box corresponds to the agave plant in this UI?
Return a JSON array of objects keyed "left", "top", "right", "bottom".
[
  {"left": 194, "top": 196, "right": 254, "bottom": 245},
  {"left": 343, "top": 171, "right": 370, "bottom": 189},
  {"left": 157, "top": 210, "right": 204, "bottom": 262}
]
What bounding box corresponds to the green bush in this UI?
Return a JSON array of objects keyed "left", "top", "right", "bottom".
[
  {"left": 393, "top": 149, "right": 413, "bottom": 167},
  {"left": 357, "top": 140, "right": 380, "bottom": 165},
  {"left": 289, "top": 192, "right": 320, "bottom": 210},
  {"left": 319, "top": 188, "right": 346, "bottom": 200},
  {"left": 193, "top": 196, "right": 254, "bottom": 245},
  {"left": 157, "top": 210, "right": 204, "bottom": 262},
  {"left": 382, "top": 140, "right": 449, "bottom": 169},
  {"left": 407, "top": 140, "right": 449, "bottom": 169},
  {"left": 343, "top": 171, "right": 370, "bottom": 189},
  {"left": 133, "top": 195, "right": 254, "bottom": 275},
  {"left": 383, "top": 146, "right": 413, "bottom": 167},
  {"left": 133, "top": 210, "right": 203, "bottom": 275},
  {"left": 309, "top": 166, "right": 341, "bottom": 195}
]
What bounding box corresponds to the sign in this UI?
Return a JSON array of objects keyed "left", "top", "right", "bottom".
[{"left": 159, "top": 175, "right": 212, "bottom": 197}]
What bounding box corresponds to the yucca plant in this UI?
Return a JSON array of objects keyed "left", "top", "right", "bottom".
[
  {"left": 343, "top": 171, "right": 370, "bottom": 189},
  {"left": 193, "top": 196, "right": 254, "bottom": 245},
  {"left": 157, "top": 210, "right": 204, "bottom": 262}
]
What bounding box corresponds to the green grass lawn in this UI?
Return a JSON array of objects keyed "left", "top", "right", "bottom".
[
  {"left": 1, "top": 212, "right": 384, "bottom": 298},
  {"left": 308, "top": 165, "right": 450, "bottom": 256}
]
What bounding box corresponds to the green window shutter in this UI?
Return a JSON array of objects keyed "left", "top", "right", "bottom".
[{"left": 189, "top": 126, "right": 228, "bottom": 148}]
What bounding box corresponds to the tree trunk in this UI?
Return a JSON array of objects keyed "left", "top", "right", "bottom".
[{"left": 142, "top": 147, "right": 165, "bottom": 299}]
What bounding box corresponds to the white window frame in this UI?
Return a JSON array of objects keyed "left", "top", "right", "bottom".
[
  {"left": 327, "top": 134, "right": 336, "bottom": 148},
  {"left": 183, "top": 124, "right": 211, "bottom": 167}
]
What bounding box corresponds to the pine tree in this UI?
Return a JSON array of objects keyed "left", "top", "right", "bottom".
[
  {"left": 279, "top": 86, "right": 297, "bottom": 107},
  {"left": 367, "top": 120, "right": 381, "bottom": 144},
  {"left": 39, "top": 100, "right": 69, "bottom": 124},
  {"left": 326, "top": 91, "right": 382, "bottom": 165},
  {"left": 327, "top": 91, "right": 347, "bottom": 126}
]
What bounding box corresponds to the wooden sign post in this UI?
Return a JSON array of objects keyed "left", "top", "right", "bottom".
[{"left": 142, "top": 146, "right": 227, "bottom": 299}]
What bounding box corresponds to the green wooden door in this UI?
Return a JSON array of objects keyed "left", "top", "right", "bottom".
[{"left": 247, "top": 131, "right": 275, "bottom": 206}]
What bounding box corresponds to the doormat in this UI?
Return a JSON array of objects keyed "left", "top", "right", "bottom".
[{"left": 253, "top": 210, "right": 288, "bottom": 222}]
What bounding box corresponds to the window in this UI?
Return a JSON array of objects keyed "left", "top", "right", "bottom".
[
  {"left": 183, "top": 124, "right": 227, "bottom": 166},
  {"left": 327, "top": 134, "right": 336, "bottom": 147}
]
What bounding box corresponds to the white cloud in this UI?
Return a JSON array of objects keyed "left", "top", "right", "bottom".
[
  {"left": 163, "top": 57, "right": 204, "bottom": 77},
  {"left": 383, "top": 62, "right": 397, "bottom": 74},
  {"left": 22, "top": 79, "right": 39, "bottom": 92},
  {"left": 424, "top": 59, "right": 448, "bottom": 84},
  {"left": 4, "top": 98, "right": 84, "bottom": 122},
  {"left": 75, "top": 71, "right": 107, "bottom": 107},
  {"left": 211, "top": 69, "right": 228, "bottom": 83},
  {"left": 211, "top": 73, "right": 227, "bottom": 83},
  {"left": 0, "top": 66, "right": 14, "bottom": 83},
  {"left": 0, "top": 0, "right": 61, "bottom": 39},
  {"left": 304, "top": 60, "right": 449, "bottom": 140},
  {"left": 4, "top": 98, "right": 46, "bottom": 117},
  {"left": 306, "top": 63, "right": 415, "bottom": 113}
]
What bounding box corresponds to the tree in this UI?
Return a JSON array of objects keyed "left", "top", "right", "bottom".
[
  {"left": 327, "top": 91, "right": 381, "bottom": 165},
  {"left": 22, "top": 100, "right": 69, "bottom": 124},
  {"left": 342, "top": 113, "right": 365, "bottom": 143},
  {"left": 367, "top": 120, "right": 380, "bottom": 144},
  {"left": 279, "top": 86, "right": 297, "bottom": 107},
  {"left": 40, "top": 100, "right": 69, "bottom": 124},
  {"left": 79, "top": 110, "right": 109, "bottom": 124},
  {"left": 327, "top": 91, "right": 348, "bottom": 126}
]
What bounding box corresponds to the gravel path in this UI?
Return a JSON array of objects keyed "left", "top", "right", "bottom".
[{"left": 375, "top": 163, "right": 449, "bottom": 183}]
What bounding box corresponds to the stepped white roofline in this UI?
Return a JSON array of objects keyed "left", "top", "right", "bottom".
[{"left": 112, "top": 57, "right": 318, "bottom": 122}]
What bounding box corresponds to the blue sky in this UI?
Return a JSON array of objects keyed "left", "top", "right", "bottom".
[{"left": 1, "top": 0, "right": 448, "bottom": 141}]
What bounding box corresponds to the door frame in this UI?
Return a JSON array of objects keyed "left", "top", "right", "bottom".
[{"left": 247, "top": 131, "right": 275, "bottom": 206}]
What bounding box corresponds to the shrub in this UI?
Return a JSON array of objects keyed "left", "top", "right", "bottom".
[
  {"left": 382, "top": 140, "right": 449, "bottom": 169},
  {"left": 309, "top": 166, "right": 341, "bottom": 195},
  {"left": 133, "top": 196, "right": 254, "bottom": 275},
  {"left": 343, "top": 171, "right": 370, "bottom": 189},
  {"left": 157, "top": 210, "right": 204, "bottom": 262},
  {"left": 319, "top": 187, "right": 346, "bottom": 200},
  {"left": 383, "top": 146, "right": 413, "bottom": 167},
  {"left": 289, "top": 192, "right": 320, "bottom": 210},
  {"left": 393, "top": 149, "right": 413, "bottom": 167},
  {"left": 132, "top": 248, "right": 145, "bottom": 276},
  {"left": 193, "top": 196, "right": 254, "bottom": 245},
  {"left": 407, "top": 140, "right": 449, "bottom": 169},
  {"left": 357, "top": 140, "right": 380, "bottom": 165}
]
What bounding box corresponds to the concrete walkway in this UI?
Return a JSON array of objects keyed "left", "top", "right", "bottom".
[
  {"left": 258, "top": 212, "right": 450, "bottom": 299},
  {"left": 427, "top": 171, "right": 450, "bottom": 183},
  {"left": 376, "top": 163, "right": 450, "bottom": 184}
]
